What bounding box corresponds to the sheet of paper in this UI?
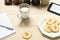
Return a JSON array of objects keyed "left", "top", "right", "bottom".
[{"left": 0, "top": 13, "right": 15, "bottom": 39}]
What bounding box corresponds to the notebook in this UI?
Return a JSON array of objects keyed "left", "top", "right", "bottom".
[{"left": 0, "top": 13, "right": 15, "bottom": 39}]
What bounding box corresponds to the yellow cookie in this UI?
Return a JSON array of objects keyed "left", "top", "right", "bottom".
[
  {"left": 49, "top": 24, "right": 59, "bottom": 32},
  {"left": 46, "top": 17, "right": 56, "bottom": 25},
  {"left": 22, "top": 31, "right": 32, "bottom": 39},
  {"left": 44, "top": 25, "right": 51, "bottom": 33}
]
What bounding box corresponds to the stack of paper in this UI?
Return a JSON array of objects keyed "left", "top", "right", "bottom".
[{"left": 0, "top": 13, "right": 15, "bottom": 39}]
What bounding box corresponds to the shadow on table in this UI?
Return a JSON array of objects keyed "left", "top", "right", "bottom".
[
  {"left": 19, "top": 17, "right": 30, "bottom": 26},
  {"left": 41, "top": 33, "right": 60, "bottom": 40}
]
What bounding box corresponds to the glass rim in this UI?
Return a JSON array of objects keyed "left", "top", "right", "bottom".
[{"left": 19, "top": 3, "right": 30, "bottom": 8}]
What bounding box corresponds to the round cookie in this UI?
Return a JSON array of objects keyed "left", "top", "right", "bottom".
[
  {"left": 44, "top": 25, "right": 51, "bottom": 33},
  {"left": 46, "top": 17, "right": 56, "bottom": 25},
  {"left": 49, "top": 24, "right": 59, "bottom": 32},
  {"left": 22, "top": 31, "right": 32, "bottom": 39}
]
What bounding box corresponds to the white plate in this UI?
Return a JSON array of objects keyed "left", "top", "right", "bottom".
[{"left": 38, "top": 14, "right": 60, "bottom": 38}]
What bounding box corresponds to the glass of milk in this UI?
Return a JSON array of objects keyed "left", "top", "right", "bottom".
[{"left": 17, "top": 3, "right": 30, "bottom": 19}]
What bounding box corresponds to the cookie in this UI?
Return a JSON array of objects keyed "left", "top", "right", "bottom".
[
  {"left": 22, "top": 31, "right": 32, "bottom": 39},
  {"left": 44, "top": 25, "right": 51, "bottom": 33},
  {"left": 46, "top": 17, "right": 56, "bottom": 25},
  {"left": 50, "top": 24, "right": 59, "bottom": 32}
]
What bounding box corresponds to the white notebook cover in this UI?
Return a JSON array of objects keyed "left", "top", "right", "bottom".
[{"left": 0, "top": 13, "right": 15, "bottom": 39}]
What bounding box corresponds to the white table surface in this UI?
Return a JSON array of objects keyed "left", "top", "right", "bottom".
[{"left": 0, "top": 0, "right": 60, "bottom": 40}]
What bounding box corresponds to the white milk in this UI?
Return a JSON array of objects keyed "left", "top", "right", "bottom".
[{"left": 20, "top": 7, "right": 29, "bottom": 19}]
